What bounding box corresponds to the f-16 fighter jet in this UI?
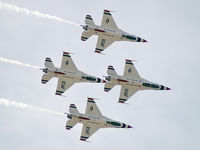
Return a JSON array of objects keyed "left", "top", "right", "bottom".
[
  {"left": 81, "top": 9, "right": 147, "bottom": 54},
  {"left": 41, "top": 52, "right": 106, "bottom": 95},
  {"left": 104, "top": 59, "right": 171, "bottom": 103},
  {"left": 65, "top": 97, "right": 132, "bottom": 141}
]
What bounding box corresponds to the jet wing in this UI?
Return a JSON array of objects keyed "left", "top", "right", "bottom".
[
  {"left": 118, "top": 86, "right": 138, "bottom": 103},
  {"left": 61, "top": 52, "right": 78, "bottom": 72},
  {"left": 66, "top": 119, "right": 79, "bottom": 130},
  {"left": 41, "top": 74, "right": 53, "bottom": 84},
  {"left": 101, "top": 10, "right": 118, "bottom": 29},
  {"left": 80, "top": 123, "right": 100, "bottom": 141},
  {"left": 55, "top": 78, "right": 75, "bottom": 95},
  {"left": 123, "top": 59, "right": 141, "bottom": 80},
  {"left": 95, "top": 35, "right": 115, "bottom": 53},
  {"left": 81, "top": 31, "right": 94, "bottom": 41},
  {"left": 85, "top": 98, "right": 102, "bottom": 117},
  {"left": 104, "top": 82, "right": 116, "bottom": 92}
]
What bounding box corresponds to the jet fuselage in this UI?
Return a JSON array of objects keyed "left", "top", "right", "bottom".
[
  {"left": 84, "top": 24, "right": 147, "bottom": 43},
  {"left": 106, "top": 75, "right": 169, "bottom": 91},
  {"left": 42, "top": 67, "right": 105, "bottom": 83},
  {"left": 67, "top": 113, "right": 132, "bottom": 129}
]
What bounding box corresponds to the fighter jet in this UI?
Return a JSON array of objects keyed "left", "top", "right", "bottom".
[
  {"left": 81, "top": 9, "right": 147, "bottom": 54},
  {"left": 104, "top": 59, "right": 171, "bottom": 103},
  {"left": 65, "top": 97, "right": 132, "bottom": 141},
  {"left": 41, "top": 52, "right": 106, "bottom": 95}
]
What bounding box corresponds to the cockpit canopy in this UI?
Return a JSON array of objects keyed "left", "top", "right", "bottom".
[
  {"left": 81, "top": 76, "right": 96, "bottom": 81},
  {"left": 122, "top": 34, "right": 137, "bottom": 40},
  {"left": 143, "top": 83, "right": 159, "bottom": 88},
  {"left": 106, "top": 121, "right": 121, "bottom": 126}
]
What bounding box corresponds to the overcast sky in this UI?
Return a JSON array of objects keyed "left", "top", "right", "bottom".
[{"left": 0, "top": 0, "right": 200, "bottom": 150}]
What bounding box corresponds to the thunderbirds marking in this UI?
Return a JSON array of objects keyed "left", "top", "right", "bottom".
[
  {"left": 41, "top": 52, "right": 106, "bottom": 95},
  {"left": 65, "top": 98, "right": 132, "bottom": 141},
  {"left": 104, "top": 59, "right": 171, "bottom": 103},
  {"left": 81, "top": 10, "right": 147, "bottom": 54}
]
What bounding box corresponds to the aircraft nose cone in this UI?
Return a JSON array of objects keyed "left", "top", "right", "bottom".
[
  {"left": 127, "top": 125, "right": 132, "bottom": 128},
  {"left": 166, "top": 87, "right": 171, "bottom": 90},
  {"left": 143, "top": 39, "right": 147, "bottom": 42}
]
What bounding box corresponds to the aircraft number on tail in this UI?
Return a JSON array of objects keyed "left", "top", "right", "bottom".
[
  {"left": 124, "top": 89, "right": 129, "bottom": 97},
  {"left": 86, "top": 127, "right": 90, "bottom": 135},
  {"left": 61, "top": 81, "right": 66, "bottom": 89},
  {"left": 90, "top": 106, "right": 93, "bottom": 111},
  {"left": 128, "top": 68, "right": 132, "bottom": 73},
  {"left": 65, "top": 60, "right": 69, "bottom": 66},
  {"left": 106, "top": 18, "right": 109, "bottom": 24},
  {"left": 101, "top": 39, "right": 106, "bottom": 47}
]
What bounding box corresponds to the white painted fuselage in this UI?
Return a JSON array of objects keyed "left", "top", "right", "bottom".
[
  {"left": 68, "top": 112, "right": 131, "bottom": 129},
  {"left": 85, "top": 24, "right": 147, "bottom": 42},
  {"left": 43, "top": 67, "right": 105, "bottom": 84},
  {"left": 107, "top": 74, "right": 169, "bottom": 91}
]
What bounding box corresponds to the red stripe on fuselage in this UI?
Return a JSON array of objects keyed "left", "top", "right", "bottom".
[
  {"left": 117, "top": 79, "right": 128, "bottom": 82},
  {"left": 54, "top": 71, "right": 65, "bottom": 75},
  {"left": 95, "top": 29, "right": 105, "bottom": 33},
  {"left": 79, "top": 117, "right": 90, "bottom": 120}
]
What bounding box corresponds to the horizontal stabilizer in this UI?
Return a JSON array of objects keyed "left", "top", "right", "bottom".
[
  {"left": 45, "top": 57, "right": 55, "bottom": 68},
  {"left": 41, "top": 74, "right": 53, "bottom": 84},
  {"left": 104, "top": 82, "right": 116, "bottom": 92},
  {"left": 107, "top": 65, "right": 117, "bottom": 76},
  {"left": 69, "top": 104, "right": 79, "bottom": 115},
  {"left": 81, "top": 31, "right": 94, "bottom": 41},
  {"left": 85, "top": 15, "right": 95, "bottom": 26},
  {"left": 66, "top": 119, "right": 78, "bottom": 130}
]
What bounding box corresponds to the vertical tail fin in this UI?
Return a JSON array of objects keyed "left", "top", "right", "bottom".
[
  {"left": 107, "top": 65, "right": 117, "bottom": 76},
  {"left": 69, "top": 104, "right": 80, "bottom": 115},
  {"left": 85, "top": 15, "right": 95, "bottom": 26},
  {"left": 45, "top": 58, "right": 55, "bottom": 68}
]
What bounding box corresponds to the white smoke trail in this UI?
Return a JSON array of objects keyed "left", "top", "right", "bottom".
[
  {"left": 0, "top": 2, "right": 80, "bottom": 27},
  {"left": 0, "top": 57, "right": 41, "bottom": 70},
  {"left": 0, "top": 98, "right": 65, "bottom": 116}
]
